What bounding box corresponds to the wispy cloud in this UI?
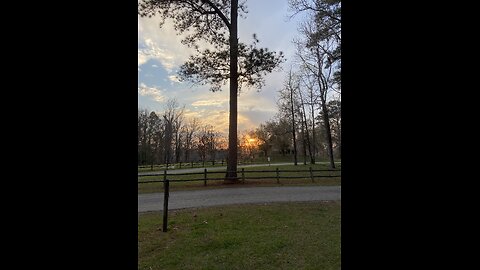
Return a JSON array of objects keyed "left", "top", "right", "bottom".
[
  {"left": 138, "top": 83, "right": 165, "bottom": 103},
  {"left": 182, "top": 108, "right": 228, "bottom": 133},
  {"left": 138, "top": 38, "right": 176, "bottom": 72},
  {"left": 191, "top": 99, "right": 227, "bottom": 107}
]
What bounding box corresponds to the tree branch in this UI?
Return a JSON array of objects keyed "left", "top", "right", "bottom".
[{"left": 202, "top": 0, "right": 231, "bottom": 30}]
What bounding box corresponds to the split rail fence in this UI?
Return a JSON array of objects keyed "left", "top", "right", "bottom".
[{"left": 138, "top": 167, "right": 341, "bottom": 231}]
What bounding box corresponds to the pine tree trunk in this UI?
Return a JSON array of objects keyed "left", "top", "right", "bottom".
[{"left": 225, "top": 0, "right": 238, "bottom": 182}]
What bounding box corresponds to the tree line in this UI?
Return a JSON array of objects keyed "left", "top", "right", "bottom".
[
  {"left": 138, "top": 99, "right": 225, "bottom": 168},
  {"left": 246, "top": 98, "right": 340, "bottom": 165}
]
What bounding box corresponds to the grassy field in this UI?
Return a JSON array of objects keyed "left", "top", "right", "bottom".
[
  {"left": 138, "top": 163, "right": 341, "bottom": 194},
  {"left": 138, "top": 161, "right": 227, "bottom": 172},
  {"left": 138, "top": 157, "right": 341, "bottom": 172},
  {"left": 138, "top": 201, "right": 341, "bottom": 270}
]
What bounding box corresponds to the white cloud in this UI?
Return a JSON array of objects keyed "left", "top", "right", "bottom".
[
  {"left": 138, "top": 50, "right": 149, "bottom": 66},
  {"left": 138, "top": 38, "right": 176, "bottom": 72},
  {"left": 168, "top": 75, "right": 181, "bottom": 83},
  {"left": 138, "top": 83, "right": 165, "bottom": 103},
  {"left": 138, "top": 16, "right": 196, "bottom": 72}
]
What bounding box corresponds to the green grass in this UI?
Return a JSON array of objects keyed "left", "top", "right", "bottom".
[
  {"left": 138, "top": 163, "right": 341, "bottom": 194},
  {"left": 138, "top": 161, "right": 228, "bottom": 172},
  {"left": 138, "top": 157, "right": 341, "bottom": 172},
  {"left": 138, "top": 201, "right": 341, "bottom": 270}
]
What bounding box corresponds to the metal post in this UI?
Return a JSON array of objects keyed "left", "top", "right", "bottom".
[
  {"left": 309, "top": 167, "right": 314, "bottom": 182},
  {"left": 162, "top": 177, "right": 169, "bottom": 232},
  {"left": 241, "top": 168, "right": 245, "bottom": 183}
]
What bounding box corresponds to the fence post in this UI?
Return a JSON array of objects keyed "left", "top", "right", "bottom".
[
  {"left": 204, "top": 168, "right": 207, "bottom": 186},
  {"left": 163, "top": 170, "right": 167, "bottom": 190},
  {"left": 241, "top": 168, "right": 245, "bottom": 183},
  {"left": 276, "top": 167, "right": 280, "bottom": 184},
  {"left": 162, "top": 177, "right": 170, "bottom": 232},
  {"left": 309, "top": 167, "right": 314, "bottom": 182}
]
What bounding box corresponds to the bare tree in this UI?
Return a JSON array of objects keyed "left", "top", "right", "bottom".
[
  {"left": 181, "top": 117, "right": 200, "bottom": 163},
  {"left": 297, "top": 81, "right": 314, "bottom": 164},
  {"left": 196, "top": 124, "right": 219, "bottom": 167},
  {"left": 289, "top": 0, "right": 340, "bottom": 168},
  {"left": 294, "top": 19, "right": 338, "bottom": 168},
  {"left": 277, "top": 68, "right": 301, "bottom": 165},
  {"left": 299, "top": 69, "right": 320, "bottom": 164},
  {"left": 162, "top": 99, "right": 184, "bottom": 168},
  {"left": 299, "top": 110, "right": 308, "bottom": 165}
]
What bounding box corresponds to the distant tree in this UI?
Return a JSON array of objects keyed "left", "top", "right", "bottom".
[
  {"left": 299, "top": 67, "right": 320, "bottom": 164},
  {"left": 254, "top": 124, "right": 273, "bottom": 158},
  {"left": 162, "top": 99, "right": 184, "bottom": 167},
  {"left": 138, "top": 109, "right": 150, "bottom": 165},
  {"left": 291, "top": 0, "right": 341, "bottom": 168},
  {"left": 181, "top": 118, "right": 200, "bottom": 163},
  {"left": 147, "top": 111, "right": 162, "bottom": 169},
  {"left": 297, "top": 83, "right": 315, "bottom": 164},
  {"left": 197, "top": 129, "right": 208, "bottom": 167},
  {"left": 264, "top": 119, "right": 292, "bottom": 157},
  {"left": 238, "top": 130, "right": 261, "bottom": 162},
  {"left": 207, "top": 128, "right": 221, "bottom": 165},
  {"left": 326, "top": 99, "right": 341, "bottom": 158},
  {"left": 298, "top": 110, "right": 308, "bottom": 164},
  {"left": 277, "top": 69, "right": 301, "bottom": 165},
  {"left": 173, "top": 111, "right": 185, "bottom": 164},
  {"left": 196, "top": 125, "right": 219, "bottom": 167},
  {"left": 139, "top": 0, "right": 285, "bottom": 181}
]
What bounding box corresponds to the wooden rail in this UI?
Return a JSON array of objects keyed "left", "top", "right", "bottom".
[{"left": 138, "top": 167, "right": 341, "bottom": 232}]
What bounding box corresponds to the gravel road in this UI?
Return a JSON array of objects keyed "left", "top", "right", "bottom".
[{"left": 138, "top": 185, "right": 341, "bottom": 212}]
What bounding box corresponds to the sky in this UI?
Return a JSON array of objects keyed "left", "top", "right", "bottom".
[{"left": 138, "top": 0, "right": 306, "bottom": 135}]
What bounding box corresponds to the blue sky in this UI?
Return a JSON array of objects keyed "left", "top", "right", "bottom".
[{"left": 138, "top": 0, "right": 305, "bottom": 135}]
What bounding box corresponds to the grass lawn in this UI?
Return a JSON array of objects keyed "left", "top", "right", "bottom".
[
  {"left": 138, "top": 201, "right": 341, "bottom": 270},
  {"left": 138, "top": 158, "right": 341, "bottom": 172},
  {"left": 138, "top": 161, "right": 228, "bottom": 172},
  {"left": 138, "top": 163, "right": 341, "bottom": 194}
]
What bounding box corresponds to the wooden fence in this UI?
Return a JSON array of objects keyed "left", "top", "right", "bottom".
[{"left": 138, "top": 167, "right": 341, "bottom": 232}]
